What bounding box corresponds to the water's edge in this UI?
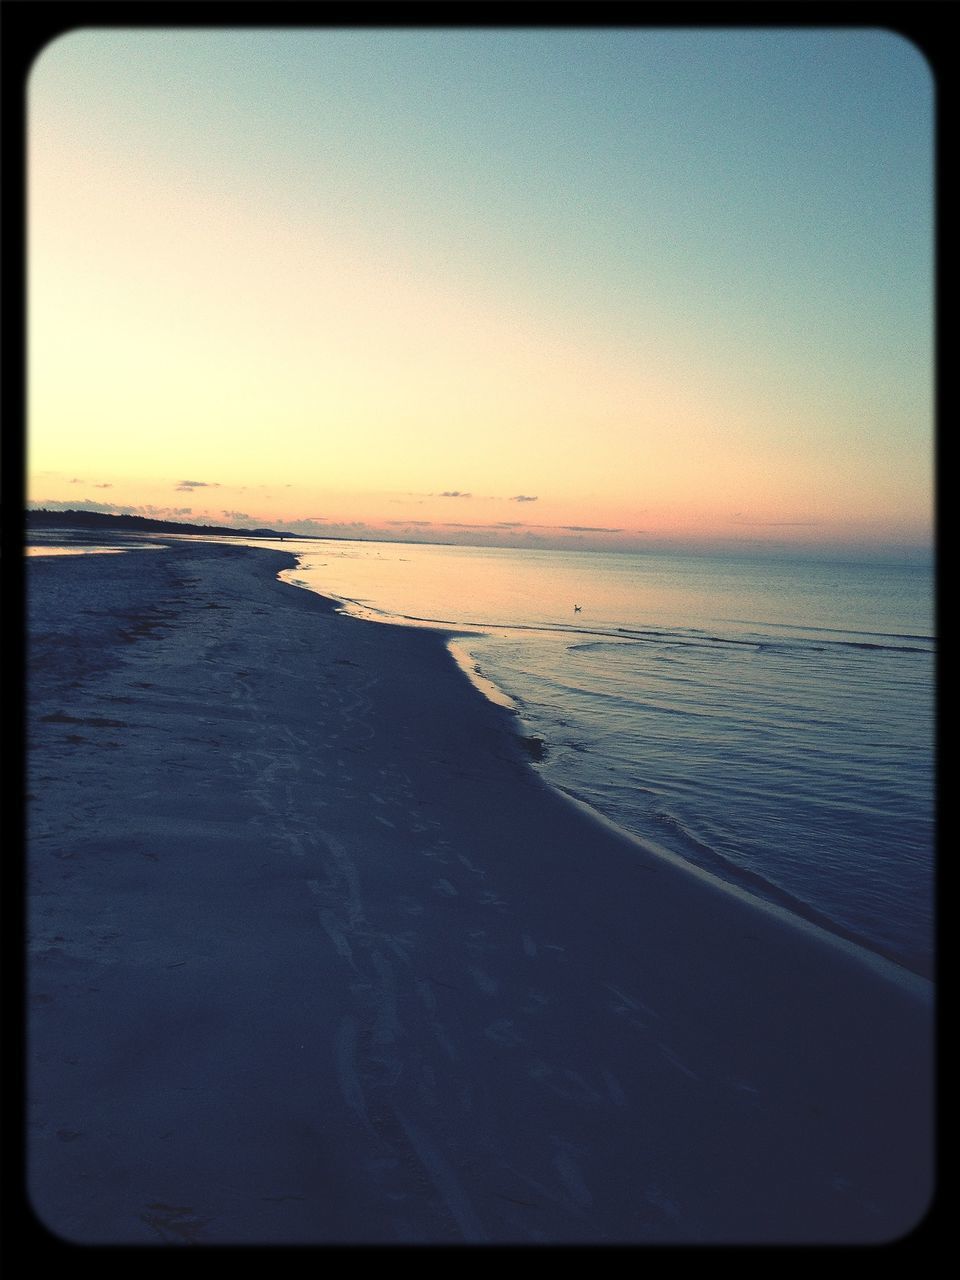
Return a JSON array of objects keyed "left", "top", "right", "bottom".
[{"left": 279, "top": 566, "right": 932, "bottom": 993}]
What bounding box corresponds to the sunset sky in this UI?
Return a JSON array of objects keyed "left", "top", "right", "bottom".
[{"left": 28, "top": 27, "right": 933, "bottom": 556}]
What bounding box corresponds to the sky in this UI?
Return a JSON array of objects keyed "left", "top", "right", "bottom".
[{"left": 27, "top": 27, "right": 934, "bottom": 557}]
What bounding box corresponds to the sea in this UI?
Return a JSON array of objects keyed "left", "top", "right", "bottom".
[{"left": 277, "top": 539, "right": 936, "bottom": 980}]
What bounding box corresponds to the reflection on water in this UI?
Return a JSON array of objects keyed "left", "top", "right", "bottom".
[
  {"left": 27, "top": 546, "right": 134, "bottom": 557},
  {"left": 279, "top": 538, "right": 933, "bottom": 641},
  {"left": 26, "top": 532, "right": 167, "bottom": 557}
]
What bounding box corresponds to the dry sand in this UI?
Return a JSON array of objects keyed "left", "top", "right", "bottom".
[{"left": 25, "top": 539, "right": 934, "bottom": 1245}]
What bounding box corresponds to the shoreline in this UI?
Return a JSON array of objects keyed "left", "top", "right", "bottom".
[
  {"left": 277, "top": 546, "right": 934, "bottom": 981},
  {"left": 160, "top": 540, "right": 934, "bottom": 987},
  {"left": 26, "top": 540, "right": 934, "bottom": 1244}
]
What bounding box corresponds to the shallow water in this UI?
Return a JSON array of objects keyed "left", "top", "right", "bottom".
[{"left": 280, "top": 539, "right": 935, "bottom": 979}]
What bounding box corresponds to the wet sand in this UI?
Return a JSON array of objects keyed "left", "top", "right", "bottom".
[{"left": 26, "top": 539, "right": 934, "bottom": 1245}]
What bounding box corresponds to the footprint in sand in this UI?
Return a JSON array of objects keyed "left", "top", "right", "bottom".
[
  {"left": 468, "top": 966, "right": 498, "bottom": 995},
  {"left": 657, "top": 1042, "right": 699, "bottom": 1081},
  {"left": 485, "top": 1019, "right": 526, "bottom": 1047},
  {"left": 140, "top": 1203, "right": 213, "bottom": 1243},
  {"left": 457, "top": 853, "right": 486, "bottom": 878},
  {"left": 551, "top": 1139, "right": 594, "bottom": 1209},
  {"left": 477, "top": 890, "right": 508, "bottom": 909},
  {"left": 601, "top": 1068, "right": 627, "bottom": 1106},
  {"left": 529, "top": 1061, "right": 603, "bottom": 1106},
  {"left": 416, "top": 979, "right": 438, "bottom": 1015},
  {"left": 522, "top": 987, "right": 553, "bottom": 1012},
  {"left": 644, "top": 1186, "right": 681, "bottom": 1223},
  {"left": 421, "top": 847, "right": 450, "bottom": 864},
  {"left": 604, "top": 981, "right": 658, "bottom": 1021}
]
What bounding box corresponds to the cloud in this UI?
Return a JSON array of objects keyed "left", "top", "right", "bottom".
[
  {"left": 277, "top": 517, "right": 370, "bottom": 536},
  {"left": 93, "top": 483, "right": 113, "bottom": 489},
  {"left": 221, "top": 510, "right": 251, "bottom": 521},
  {"left": 439, "top": 490, "right": 471, "bottom": 498},
  {"left": 730, "top": 516, "right": 822, "bottom": 526},
  {"left": 561, "top": 525, "right": 623, "bottom": 533},
  {"left": 134, "top": 504, "right": 194, "bottom": 517},
  {"left": 176, "top": 480, "right": 220, "bottom": 491},
  {"left": 510, "top": 494, "right": 538, "bottom": 503}
]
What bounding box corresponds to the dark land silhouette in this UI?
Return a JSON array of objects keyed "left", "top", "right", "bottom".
[{"left": 26, "top": 509, "right": 307, "bottom": 540}]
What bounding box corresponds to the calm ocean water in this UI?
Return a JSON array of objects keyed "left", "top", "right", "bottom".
[{"left": 280, "top": 540, "right": 935, "bottom": 979}]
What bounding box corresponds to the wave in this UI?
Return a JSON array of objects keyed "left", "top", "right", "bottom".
[
  {"left": 559, "top": 788, "right": 920, "bottom": 974},
  {"left": 721, "top": 617, "right": 935, "bottom": 645},
  {"left": 568, "top": 630, "right": 933, "bottom": 657},
  {"left": 648, "top": 808, "right": 921, "bottom": 966},
  {"left": 837, "top": 639, "right": 931, "bottom": 653},
  {"left": 325, "top": 587, "right": 933, "bottom": 658}
]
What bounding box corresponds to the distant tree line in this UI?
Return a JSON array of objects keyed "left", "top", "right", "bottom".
[{"left": 26, "top": 509, "right": 301, "bottom": 539}]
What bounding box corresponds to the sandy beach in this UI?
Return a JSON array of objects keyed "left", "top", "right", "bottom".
[{"left": 25, "top": 539, "right": 934, "bottom": 1245}]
